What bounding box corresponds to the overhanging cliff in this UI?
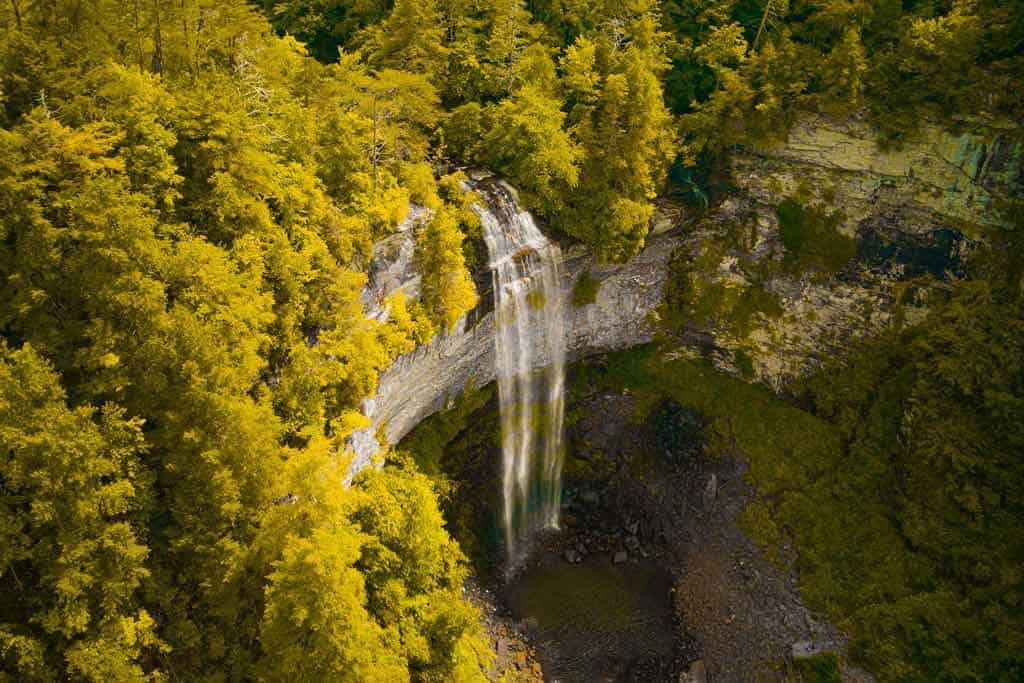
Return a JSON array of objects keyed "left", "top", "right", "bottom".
[{"left": 348, "top": 115, "right": 1022, "bottom": 474}]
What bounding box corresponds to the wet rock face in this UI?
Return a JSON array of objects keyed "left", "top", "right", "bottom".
[{"left": 348, "top": 228, "right": 680, "bottom": 475}]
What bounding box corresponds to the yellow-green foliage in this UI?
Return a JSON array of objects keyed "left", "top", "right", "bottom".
[
  {"left": 669, "top": 0, "right": 1024, "bottom": 155},
  {"left": 792, "top": 652, "right": 842, "bottom": 683},
  {"left": 243, "top": 0, "right": 1024, "bottom": 257},
  {"left": 661, "top": 239, "right": 782, "bottom": 339},
  {"left": 0, "top": 344, "right": 158, "bottom": 682},
  {"left": 418, "top": 206, "right": 480, "bottom": 331},
  {"left": 409, "top": 170, "right": 481, "bottom": 331},
  {"left": 0, "top": 2, "right": 489, "bottom": 678},
  {"left": 439, "top": 171, "right": 485, "bottom": 271},
  {"left": 398, "top": 383, "right": 499, "bottom": 567},
  {"left": 3, "top": 0, "right": 1021, "bottom": 678},
  {"left": 255, "top": 440, "right": 488, "bottom": 682},
  {"left": 480, "top": 85, "right": 584, "bottom": 216},
  {"left": 263, "top": 0, "right": 1024, "bottom": 264},
  {"left": 776, "top": 197, "right": 854, "bottom": 278},
  {"left": 571, "top": 270, "right": 601, "bottom": 307}
]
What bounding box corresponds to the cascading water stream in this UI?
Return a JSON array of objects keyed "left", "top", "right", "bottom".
[{"left": 472, "top": 181, "right": 567, "bottom": 567}]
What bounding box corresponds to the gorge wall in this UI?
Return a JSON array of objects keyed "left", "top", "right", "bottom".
[
  {"left": 348, "top": 116, "right": 1022, "bottom": 475},
  {"left": 349, "top": 196, "right": 677, "bottom": 474},
  {"left": 666, "top": 115, "right": 1021, "bottom": 387}
]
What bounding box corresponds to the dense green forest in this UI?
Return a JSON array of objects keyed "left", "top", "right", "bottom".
[
  {"left": 0, "top": 1, "right": 483, "bottom": 680},
  {"left": 0, "top": 0, "right": 1022, "bottom": 680}
]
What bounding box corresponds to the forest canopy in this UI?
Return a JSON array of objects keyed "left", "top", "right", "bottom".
[
  {"left": 0, "top": 0, "right": 1022, "bottom": 680},
  {"left": 258, "top": 0, "right": 1023, "bottom": 259},
  {"left": 0, "top": 1, "right": 485, "bottom": 680}
]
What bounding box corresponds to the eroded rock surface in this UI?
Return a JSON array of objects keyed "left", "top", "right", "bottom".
[
  {"left": 349, "top": 115, "right": 1022, "bottom": 473},
  {"left": 736, "top": 115, "right": 1021, "bottom": 235},
  {"left": 349, "top": 227, "right": 678, "bottom": 474},
  {"left": 670, "top": 115, "right": 1021, "bottom": 388}
]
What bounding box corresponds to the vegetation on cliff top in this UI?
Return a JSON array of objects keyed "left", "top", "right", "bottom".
[
  {"left": 258, "top": 0, "right": 1023, "bottom": 260},
  {"left": 1, "top": 0, "right": 1022, "bottom": 680}
]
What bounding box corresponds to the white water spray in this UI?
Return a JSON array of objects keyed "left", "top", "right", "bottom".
[{"left": 473, "top": 181, "right": 567, "bottom": 566}]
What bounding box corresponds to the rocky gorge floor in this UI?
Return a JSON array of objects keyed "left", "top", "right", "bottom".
[
  {"left": 402, "top": 358, "right": 875, "bottom": 682},
  {"left": 558, "top": 382, "right": 868, "bottom": 682}
]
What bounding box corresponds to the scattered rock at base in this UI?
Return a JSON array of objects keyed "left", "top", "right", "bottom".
[
  {"left": 678, "top": 659, "right": 707, "bottom": 683},
  {"left": 564, "top": 548, "right": 582, "bottom": 564},
  {"left": 496, "top": 637, "right": 510, "bottom": 662},
  {"left": 613, "top": 550, "right": 628, "bottom": 564},
  {"left": 792, "top": 640, "right": 829, "bottom": 659},
  {"left": 702, "top": 474, "right": 718, "bottom": 510}
]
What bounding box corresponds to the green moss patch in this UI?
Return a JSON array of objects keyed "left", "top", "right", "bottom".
[
  {"left": 661, "top": 243, "right": 782, "bottom": 339},
  {"left": 572, "top": 270, "right": 601, "bottom": 307},
  {"left": 793, "top": 652, "right": 842, "bottom": 683},
  {"left": 776, "top": 197, "right": 855, "bottom": 277}
]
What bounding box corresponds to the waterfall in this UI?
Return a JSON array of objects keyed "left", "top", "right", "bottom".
[{"left": 473, "top": 181, "right": 567, "bottom": 566}]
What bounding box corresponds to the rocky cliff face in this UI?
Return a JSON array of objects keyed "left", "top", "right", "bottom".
[
  {"left": 348, "top": 218, "right": 678, "bottom": 474},
  {"left": 669, "top": 115, "right": 1021, "bottom": 387},
  {"left": 348, "top": 116, "right": 1022, "bottom": 474},
  {"left": 737, "top": 115, "right": 1020, "bottom": 235}
]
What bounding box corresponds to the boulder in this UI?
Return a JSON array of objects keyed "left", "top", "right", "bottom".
[
  {"left": 679, "top": 659, "right": 707, "bottom": 683},
  {"left": 702, "top": 474, "right": 718, "bottom": 510}
]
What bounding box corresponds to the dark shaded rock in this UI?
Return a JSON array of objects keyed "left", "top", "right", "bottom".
[
  {"left": 614, "top": 551, "right": 628, "bottom": 564},
  {"left": 856, "top": 222, "right": 966, "bottom": 279},
  {"left": 653, "top": 399, "right": 704, "bottom": 462}
]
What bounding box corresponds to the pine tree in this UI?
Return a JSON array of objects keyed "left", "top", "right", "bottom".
[
  {"left": 373, "top": 0, "right": 450, "bottom": 84},
  {"left": 0, "top": 344, "right": 157, "bottom": 681},
  {"left": 418, "top": 207, "right": 479, "bottom": 331}
]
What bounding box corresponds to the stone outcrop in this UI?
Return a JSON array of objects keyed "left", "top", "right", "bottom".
[
  {"left": 348, "top": 115, "right": 1022, "bottom": 473},
  {"left": 675, "top": 115, "right": 1022, "bottom": 387},
  {"left": 735, "top": 114, "right": 1021, "bottom": 236},
  {"left": 348, "top": 223, "right": 680, "bottom": 474},
  {"left": 359, "top": 205, "right": 430, "bottom": 320}
]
